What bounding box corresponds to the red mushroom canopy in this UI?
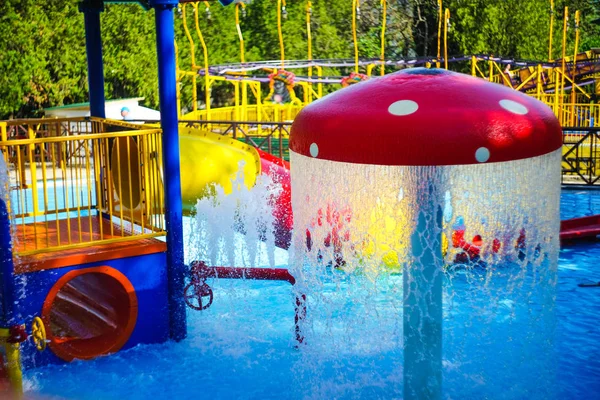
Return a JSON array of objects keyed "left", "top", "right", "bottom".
[{"left": 290, "top": 68, "right": 562, "bottom": 166}]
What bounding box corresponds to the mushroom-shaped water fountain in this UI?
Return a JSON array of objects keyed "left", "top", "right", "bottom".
[{"left": 289, "top": 68, "right": 562, "bottom": 399}]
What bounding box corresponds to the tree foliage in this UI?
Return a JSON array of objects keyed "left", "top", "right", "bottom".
[{"left": 0, "top": 0, "right": 599, "bottom": 118}]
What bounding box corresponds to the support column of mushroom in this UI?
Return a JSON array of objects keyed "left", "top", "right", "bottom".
[{"left": 403, "top": 169, "right": 444, "bottom": 400}]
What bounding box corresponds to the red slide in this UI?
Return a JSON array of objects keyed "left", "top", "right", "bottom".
[
  {"left": 560, "top": 214, "right": 600, "bottom": 242},
  {"left": 256, "top": 149, "right": 293, "bottom": 250}
]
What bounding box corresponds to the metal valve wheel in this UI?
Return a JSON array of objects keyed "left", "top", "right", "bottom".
[
  {"left": 31, "top": 317, "right": 47, "bottom": 352},
  {"left": 183, "top": 281, "right": 214, "bottom": 311}
]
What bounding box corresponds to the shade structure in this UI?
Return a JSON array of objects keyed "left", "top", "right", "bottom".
[
  {"left": 289, "top": 69, "right": 562, "bottom": 399},
  {"left": 290, "top": 68, "right": 561, "bottom": 166}
]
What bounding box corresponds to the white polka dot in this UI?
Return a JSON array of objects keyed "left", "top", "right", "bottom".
[
  {"left": 388, "top": 100, "right": 419, "bottom": 116},
  {"left": 310, "top": 143, "right": 319, "bottom": 158},
  {"left": 475, "top": 147, "right": 490, "bottom": 163},
  {"left": 499, "top": 99, "right": 528, "bottom": 115}
]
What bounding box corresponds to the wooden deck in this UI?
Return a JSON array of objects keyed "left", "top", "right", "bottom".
[{"left": 13, "top": 216, "right": 166, "bottom": 274}]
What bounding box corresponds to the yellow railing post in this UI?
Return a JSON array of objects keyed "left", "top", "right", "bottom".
[
  {"left": 316, "top": 66, "right": 323, "bottom": 98},
  {"left": 0, "top": 122, "right": 7, "bottom": 163},
  {"left": 380, "top": 0, "right": 387, "bottom": 76},
  {"left": 234, "top": 81, "right": 240, "bottom": 121},
  {"left": 27, "top": 126, "right": 39, "bottom": 216},
  {"left": 554, "top": 68, "right": 560, "bottom": 124},
  {"left": 536, "top": 64, "right": 543, "bottom": 100},
  {"left": 471, "top": 55, "right": 476, "bottom": 77},
  {"left": 444, "top": 8, "right": 450, "bottom": 70},
  {"left": 352, "top": 0, "right": 360, "bottom": 73}
]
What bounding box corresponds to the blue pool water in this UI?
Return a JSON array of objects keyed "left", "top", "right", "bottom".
[{"left": 24, "top": 189, "right": 600, "bottom": 400}]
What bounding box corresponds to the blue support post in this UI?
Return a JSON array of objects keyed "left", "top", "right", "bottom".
[
  {"left": 149, "top": 0, "right": 187, "bottom": 341},
  {"left": 79, "top": 0, "right": 106, "bottom": 119},
  {"left": 404, "top": 178, "right": 443, "bottom": 400},
  {"left": 0, "top": 199, "right": 22, "bottom": 330}
]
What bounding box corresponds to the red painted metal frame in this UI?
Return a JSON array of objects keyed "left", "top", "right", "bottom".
[{"left": 189, "top": 261, "right": 306, "bottom": 344}]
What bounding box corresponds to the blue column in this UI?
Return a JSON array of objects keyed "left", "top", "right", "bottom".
[
  {"left": 79, "top": 0, "right": 106, "bottom": 119},
  {"left": 404, "top": 178, "right": 443, "bottom": 400},
  {"left": 149, "top": 0, "right": 186, "bottom": 341},
  {"left": 0, "top": 199, "right": 22, "bottom": 329}
]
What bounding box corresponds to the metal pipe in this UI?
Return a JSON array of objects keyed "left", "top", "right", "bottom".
[
  {"left": 444, "top": 9, "right": 450, "bottom": 70},
  {"left": 79, "top": 1, "right": 106, "bottom": 119},
  {"left": 277, "top": 0, "right": 286, "bottom": 68},
  {"left": 190, "top": 261, "right": 305, "bottom": 343},
  {"left": 549, "top": 0, "right": 555, "bottom": 61},
  {"left": 181, "top": 4, "right": 197, "bottom": 112},
  {"left": 193, "top": 264, "right": 296, "bottom": 285},
  {"left": 560, "top": 6, "right": 568, "bottom": 124},
  {"left": 307, "top": 1, "right": 313, "bottom": 101},
  {"left": 149, "top": 0, "right": 187, "bottom": 342},
  {"left": 235, "top": 2, "right": 247, "bottom": 120},
  {"left": 193, "top": 2, "right": 212, "bottom": 116},
  {"left": 437, "top": 0, "right": 442, "bottom": 67},
  {"left": 570, "top": 10, "right": 580, "bottom": 126},
  {"left": 235, "top": 2, "right": 246, "bottom": 64}
]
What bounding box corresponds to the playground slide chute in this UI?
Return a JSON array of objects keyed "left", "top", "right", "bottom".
[
  {"left": 178, "top": 127, "right": 261, "bottom": 211},
  {"left": 560, "top": 214, "right": 600, "bottom": 242},
  {"left": 178, "top": 127, "right": 292, "bottom": 249}
]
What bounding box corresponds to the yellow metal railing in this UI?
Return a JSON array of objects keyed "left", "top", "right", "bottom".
[
  {"left": 183, "top": 103, "right": 304, "bottom": 125},
  {"left": 542, "top": 102, "right": 600, "bottom": 128},
  {"left": 0, "top": 117, "right": 165, "bottom": 257}
]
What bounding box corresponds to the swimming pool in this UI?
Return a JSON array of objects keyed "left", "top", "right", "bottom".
[{"left": 24, "top": 189, "right": 600, "bottom": 400}]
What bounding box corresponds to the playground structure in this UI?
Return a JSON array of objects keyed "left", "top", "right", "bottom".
[{"left": 0, "top": 0, "right": 599, "bottom": 398}]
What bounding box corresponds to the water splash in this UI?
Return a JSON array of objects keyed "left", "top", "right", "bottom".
[
  {"left": 289, "top": 149, "right": 561, "bottom": 399},
  {"left": 186, "top": 161, "right": 283, "bottom": 269}
]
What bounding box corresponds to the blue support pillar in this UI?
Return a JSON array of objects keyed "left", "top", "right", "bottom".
[
  {"left": 0, "top": 199, "right": 22, "bottom": 330},
  {"left": 404, "top": 178, "right": 443, "bottom": 400},
  {"left": 149, "top": 0, "right": 186, "bottom": 341},
  {"left": 0, "top": 198, "right": 25, "bottom": 396},
  {"left": 79, "top": 0, "right": 106, "bottom": 118}
]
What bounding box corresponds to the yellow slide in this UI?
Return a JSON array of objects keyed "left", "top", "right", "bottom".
[{"left": 178, "top": 126, "right": 261, "bottom": 212}]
